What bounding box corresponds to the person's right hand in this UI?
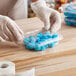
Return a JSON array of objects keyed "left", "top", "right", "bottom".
[
  {"left": 0, "top": 15, "right": 24, "bottom": 44},
  {"left": 31, "top": 0, "right": 61, "bottom": 33}
]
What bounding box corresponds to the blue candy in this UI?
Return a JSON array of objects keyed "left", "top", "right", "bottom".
[
  {"left": 24, "top": 31, "right": 59, "bottom": 51},
  {"left": 44, "top": 31, "right": 52, "bottom": 38},
  {"left": 29, "top": 36, "right": 36, "bottom": 42},
  {"left": 45, "top": 45, "right": 48, "bottom": 48},
  {"left": 44, "top": 36, "right": 49, "bottom": 39},
  {"left": 44, "top": 31, "right": 51, "bottom": 35},
  {"left": 48, "top": 42, "right": 55, "bottom": 47},
  {"left": 64, "top": 3, "right": 76, "bottom": 26},
  {"left": 64, "top": 3, "right": 76, "bottom": 17},
  {"left": 52, "top": 34, "right": 58, "bottom": 38},
  {"left": 26, "top": 42, "right": 35, "bottom": 50},
  {"left": 24, "top": 38, "right": 29, "bottom": 44},
  {"left": 37, "top": 33, "right": 43, "bottom": 38},
  {"left": 54, "top": 41, "right": 58, "bottom": 44},
  {"left": 34, "top": 44, "right": 41, "bottom": 51},
  {"left": 65, "top": 18, "right": 76, "bottom": 26},
  {"left": 36, "top": 37, "right": 41, "bottom": 43},
  {"left": 40, "top": 39, "right": 46, "bottom": 42},
  {"left": 41, "top": 46, "right": 46, "bottom": 51}
]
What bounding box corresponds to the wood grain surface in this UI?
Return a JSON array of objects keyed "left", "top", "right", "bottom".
[{"left": 0, "top": 17, "right": 76, "bottom": 76}]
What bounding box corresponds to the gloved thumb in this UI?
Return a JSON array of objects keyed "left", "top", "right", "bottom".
[
  {"left": 44, "top": 12, "right": 51, "bottom": 31},
  {"left": 43, "top": 7, "right": 53, "bottom": 31},
  {"left": 0, "top": 36, "right": 6, "bottom": 42}
]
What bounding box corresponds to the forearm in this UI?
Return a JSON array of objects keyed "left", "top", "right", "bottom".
[{"left": 31, "top": 0, "right": 38, "bottom": 2}]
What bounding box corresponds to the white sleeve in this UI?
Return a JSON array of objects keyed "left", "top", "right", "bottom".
[{"left": 8, "top": 0, "right": 28, "bottom": 20}]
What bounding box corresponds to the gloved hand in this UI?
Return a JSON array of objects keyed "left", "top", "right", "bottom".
[
  {"left": 0, "top": 15, "right": 24, "bottom": 44},
  {"left": 31, "top": 0, "right": 61, "bottom": 33}
]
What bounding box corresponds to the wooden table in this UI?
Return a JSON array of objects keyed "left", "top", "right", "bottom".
[{"left": 0, "top": 17, "right": 76, "bottom": 76}]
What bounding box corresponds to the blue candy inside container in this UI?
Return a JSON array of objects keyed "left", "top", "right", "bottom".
[
  {"left": 64, "top": 3, "right": 76, "bottom": 26},
  {"left": 24, "top": 31, "right": 59, "bottom": 51}
]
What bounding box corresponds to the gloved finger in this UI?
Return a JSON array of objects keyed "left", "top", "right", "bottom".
[
  {"left": 15, "top": 24, "right": 24, "bottom": 35},
  {"left": 9, "top": 20, "right": 24, "bottom": 40},
  {"left": 12, "top": 23, "right": 24, "bottom": 44},
  {"left": 0, "top": 36, "right": 5, "bottom": 42},
  {"left": 3, "top": 22, "right": 15, "bottom": 41},
  {"left": 43, "top": 7, "right": 52, "bottom": 31},
  {"left": 44, "top": 16, "right": 50, "bottom": 31},
  {"left": 50, "top": 10, "right": 61, "bottom": 33},
  {"left": 0, "top": 24, "right": 9, "bottom": 41},
  {"left": 51, "top": 22, "right": 61, "bottom": 33},
  {"left": 6, "top": 18, "right": 23, "bottom": 43},
  {"left": 0, "top": 31, "right": 7, "bottom": 40},
  {"left": 12, "top": 20, "right": 24, "bottom": 38}
]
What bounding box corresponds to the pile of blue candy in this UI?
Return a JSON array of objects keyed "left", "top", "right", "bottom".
[
  {"left": 24, "top": 31, "right": 59, "bottom": 51},
  {"left": 64, "top": 3, "right": 76, "bottom": 26}
]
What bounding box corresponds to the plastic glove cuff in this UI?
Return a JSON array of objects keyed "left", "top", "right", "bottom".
[{"left": 31, "top": 0, "right": 46, "bottom": 7}]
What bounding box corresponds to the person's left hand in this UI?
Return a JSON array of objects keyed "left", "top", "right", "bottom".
[{"left": 0, "top": 15, "right": 24, "bottom": 44}]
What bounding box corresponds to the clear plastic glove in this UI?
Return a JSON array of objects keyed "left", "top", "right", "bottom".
[
  {"left": 31, "top": 0, "right": 61, "bottom": 33},
  {"left": 0, "top": 15, "right": 24, "bottom": 44}
]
